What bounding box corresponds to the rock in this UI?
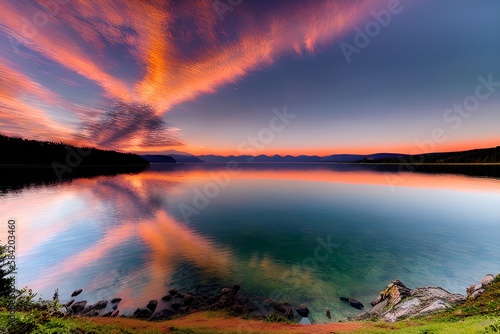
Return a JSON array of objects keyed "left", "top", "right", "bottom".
[
  {"left": 210, "top": 302, "right": 223, "bottom": 310},
  {"left": 150, "top": 308, "right": 176, "bottom": 321},
  {"left": 471, "top": 289, "right": 485, "bottom": 300},
  {"left": 246, "top": 305, "right": 258, "bottom": 313},
  {"left": 183, "top": 294, "right": 195, "bottom": 306},
  {"left": 467, "top": 282, "right": 485, "bottom": 299},
  {"left": 371, "top": 280, "right": 412, "bottom": 307},
  {"left": 168, "top": 289, "right": 178, "bottom": 296},
  {"left": 65, "top": 299, "right": 74, "bottom": 308},
  {"left": 111, "top": 309, "right": 119, "bottom": 317},
  {"left": 206, "top": 295, "right": 218, "bottom": 305},
  {"left": 85, "top": 311, "right": 100, "bottom": 317},
  {"left": 133, "top": 307, "right": 151, "bottom": 319},
  {"left": 146, "top": 300, "right": 158, "bottom": 313},
  {"left": 234, "top": 294, "right": 247, "bottom": 305},
  {"left": 221, "top": 287, "right": 234, "bottom": 295},
  {"left": 325, "top": 307, "right": 331, "bottom": 319},
  {"left": 94, "top": 300, "right": 108, "bottom": 310},
  {"left": 348, "top": 298, "right": 364, "bottom": 310},
  {"left": 467, "top": 283, "right": 483, "bottom": 295},
  {"left": 296, "top": 305, "right": 309, "bottom": 317},
  {"left": 111, "top": 298, "right": 122, "bottom": 304},
  {"left": 371, "top": 295, "right": 383, "bottom": 306},
  {"left": 418, "top": 299, "right": 451, "bottom": 315},
  {"left": 170, "top": 297, "right": 183, "bottom": 310},
  {"left": 382, "top": 287, "right": 465, "bottom": 323},
  {"left": 232, "top": 284, "right": 241, "bottom": 292},
  {"left": 219, "top": 294, "right": 234, "bottom": 307},
  {"left": 340, "top": 297, "right": 364, "bottom": 310},
  {"left": 230, "top": 304, "right": 246, "bottom": 314},
  {"left": 481, "top": 274, "right": 495, "bottom": 287},
  {"left": 274, "top": 302, "right": 294, "bottom": 319},
  {"left": 353, "top": 299, "right": 389, "bottom": 321},
  {"left": 274, "top": 302, "right": 290, "bottom": 314},
  {"left": 71, "top": 301, "right": 87, "bottom": 314},
  {"left": 71, "top": 289, "right": 83, "bottom": 297},
  {"left": 299, "top": 317, "right": 312, "bottom": 325},
  {"left": 354, "top": 282, "right": 466, "bottom": 323},
  {"left": 79, "top": 300, "right": 108, "bottom": 315},
  {"left": 161, "top": 294, "right": 172, "bottom": 302}
]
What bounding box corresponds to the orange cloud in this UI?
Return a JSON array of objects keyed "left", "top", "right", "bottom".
[
  {"left": 0, "top": 0, "right": 372, "bottom": 150},
  {"left": 0, "top": 62, "right": 75, "bottom": 141}
]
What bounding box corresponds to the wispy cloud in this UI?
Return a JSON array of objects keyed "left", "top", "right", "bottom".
[
  {"left": 0, "top": 0, "right": 370, "bottom": 150},
  {"left": 82, "top": 101, "right": 183, "bottom": 151}
]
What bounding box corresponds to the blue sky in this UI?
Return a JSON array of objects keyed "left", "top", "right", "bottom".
[{"left": 0, "top": 0, "right": 499, "bottom": 155}]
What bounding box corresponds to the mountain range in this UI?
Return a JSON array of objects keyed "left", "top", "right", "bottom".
[
  {"left": 198, "top": 153, "right": 403, "bottom": 163},
  {"left": 170, "top": 146, "right": 500, "bottom": 164},
  {"left": 143, "top": 150, "right": 203, "bottom": 163}
]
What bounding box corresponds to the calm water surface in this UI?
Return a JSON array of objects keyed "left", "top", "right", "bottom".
[{"left": 1, "top": 164, "right": 500, "bottom": 322}]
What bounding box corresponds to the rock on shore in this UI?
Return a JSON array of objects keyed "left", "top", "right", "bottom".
[
  {"left": 63, "top": 284, "right": 311, "bottom": 323},
  {"left": 353, "top": 280, "right": 466, "bottom": 323}
]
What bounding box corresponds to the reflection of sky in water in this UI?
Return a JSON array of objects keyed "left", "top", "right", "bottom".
[{"left": 1, "top": 165, "right": 500, "bottom": 322}]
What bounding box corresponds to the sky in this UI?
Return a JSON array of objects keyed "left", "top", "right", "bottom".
[{"left": 0, "top": 0, "right": 499, "bottom": 156}]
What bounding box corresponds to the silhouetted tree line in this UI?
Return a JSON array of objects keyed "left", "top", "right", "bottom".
[
  {"left": 366, "top": 146, "right": 500, "bottom": 164},
  {"left": 0, "top": 134, "right": 149, "bottom": 166},
  {"left": 0, "top": 134, "right": 150, "bottom": 193}
]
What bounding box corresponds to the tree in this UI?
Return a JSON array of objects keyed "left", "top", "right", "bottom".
[{"left": 0, "top": 244, "right": 15, "bottom": 298}]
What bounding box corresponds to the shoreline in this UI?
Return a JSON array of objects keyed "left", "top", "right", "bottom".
[
  {"left": 3, "top": 272, "right": 499, "bottom": 333},
  {"left": 59, "top": 273, "right": 499, "bottom": 325}
]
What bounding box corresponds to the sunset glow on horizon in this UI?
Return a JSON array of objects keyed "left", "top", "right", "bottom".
[{"left": 1, "top": 0, "right": 499, "bottom": 156}]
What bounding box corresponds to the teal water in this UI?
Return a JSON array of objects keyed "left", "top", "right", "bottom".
[{"left": 1, "top": 164, "right": 499, "bottom": 322}]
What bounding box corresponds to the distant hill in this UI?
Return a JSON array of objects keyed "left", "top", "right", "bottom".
[
  {"left": 155, "top": 150, "right": 203, "bottom": 163},
  {"left": 141, "top": 155, "right": 176, "bottom": 163},
  {"left": 366, "top": 146, "right": 500, "bottom": 164},
  {"left": 0, "top": 134, "right": 149, "bottom": 167},
  {"left": 322, "top": 153, "right": 403, "bottom": 162},
  {"left": 168, "top": 154, "right": 203, "bottom": 163},
  {"left": 198, "top": 153, "right": 403, "bottom": 163}
]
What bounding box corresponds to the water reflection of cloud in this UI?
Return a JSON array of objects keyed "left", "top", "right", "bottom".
[
  {"left": 10, "top": 166, "right": 500, "bottom": 311},
  {"left": 14, "top": 172, "right": 297, "bottom": 309}
]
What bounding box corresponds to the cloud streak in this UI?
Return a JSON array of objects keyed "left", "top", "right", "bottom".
[
  {"left": 0, "top": 0, "right": 371, "bottom": 150},
  {"left": 82, "top": 101, "right": 182, "bottom": 151}
]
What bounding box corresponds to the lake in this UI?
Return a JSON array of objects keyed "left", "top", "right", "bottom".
[{"left": 1, "top": 163, "right": 500, "bottom": 322}]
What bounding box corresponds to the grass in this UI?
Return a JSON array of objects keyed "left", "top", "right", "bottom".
[{"left": 0, "top": 309, "right": 499, "bottom": 333}]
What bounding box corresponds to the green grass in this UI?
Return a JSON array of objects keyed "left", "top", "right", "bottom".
[{"left": 349, "top": 316, "right": 500, "bottom": 333}]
